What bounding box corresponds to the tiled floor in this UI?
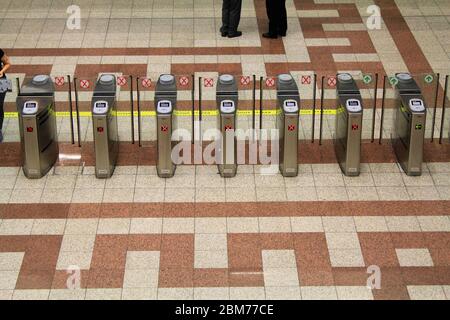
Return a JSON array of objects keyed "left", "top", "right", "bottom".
[{"left": 0, "top": 0, "right": 450, "bottom": 300}]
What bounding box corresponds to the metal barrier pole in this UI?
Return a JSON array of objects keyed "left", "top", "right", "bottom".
[
  {"left": 319, "top": 76, "right": 325, "bottom": 146},
  {"left": 136, "top": 77, "right": 141, "bottom": 147},
  {"left": 129, "top": 75, "right": 135, "bottom": 145},
  {"left": 73, "top": 77, "right": 82, "bottom": 147},
  {"left": 259, "top": 76, "right": 263, "bottom": 131},
  {"left": 439, "top": 75, "right": 449, "bottom": 144},
  {"left": 198, "top": 76, "right": 202, "bottom": 144},
  {"left": 430, "top": 73, "right": 440, "bottom": 143},
  {"left": 191, "top": 74, "right": 195, "bottom": 144},
  {"left": 252, "top": 74, "right": 256, "bottom": 132},
  {"left": 67, "top": 75, "right": 75, "bottom": 145},
  {"left": 379, "top": 75, "right": 387, "bottom": 145},
  {"left": 311, "top": 74, "right": 317, "bottom": 143},
  {"left": 15, "top": 77, "right": 20, "bottom": 95},
  {"left": 371, "top": 73, "right": 379, "bottom": 143}
]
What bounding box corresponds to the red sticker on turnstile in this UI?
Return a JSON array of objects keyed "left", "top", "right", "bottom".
[
  {"left": 288, "top": 125, "right": 296, "bottom": 131},
  {"left": 224, "top": 125, "right": 233, "bottom": 131},
  {"left": 204, "top": 78, "right": 214, "bottom": 88},
  {"left": 179, "top": 76, "right": 190, "bottom": 86},
  {"left": 301, "top": 75, "right": 311, "bottom": 85},
  {"left": 141, "top": 78, "right": 152, "bottom": 88},
  {"left": 26, "top": 127, "right": 33, "bottom": 133},
  {"left": 265, "top": 77, "right": 275, "bottom": 87},
  {"left": 80, "top": 79, "right": 90, "bottom": 89},
  {"left": 327, "top": 76, "right": 337, "bottom": 87},
  {"left": 352, "top": 124, "right": 359, "bottom": 130},
  {"left": 117, "top": 76, "right": 127, "bottom": 86},
  {"left": 240, "top": 76, "right": 251, "bottom": 86},
  {"left": 55, "top": 76, "right": 65, "bottom": 86},
  {"left": 161, "top": 125, "right": 169, "bottom": 132}
]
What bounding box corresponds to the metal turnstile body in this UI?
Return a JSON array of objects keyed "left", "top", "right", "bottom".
[
  {"left": 276, "top": 74, "right": 300, "bottom": 177},
  {"left": 335, "top": 73, "right": 363, "bottom": 176},
  {"left": 216, "top": 74, "right": 238, "bottom": 177},
  {"left": 92, "top": 74, "right": 118, "bottom": 178},
  {"left": 155, "top": 74, "right": 177, "bottom": 178},
  {"left": 392, "top": 73, "right": 427, "bottom": 176},
  {"left": 16, "top": 75, "right": 58, "bottom": 178}
]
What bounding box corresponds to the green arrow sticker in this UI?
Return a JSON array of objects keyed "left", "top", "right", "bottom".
[
  {"left": 424, "top": 74, "right": 434, "bottom": 84},
  {"left": 362, "top": 74, "right": 373, "bottom": 84},
  {"left": 389, "top": 76, "right": 399, "bottom": 86}
]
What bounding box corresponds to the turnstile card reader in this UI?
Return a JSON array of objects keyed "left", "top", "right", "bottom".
[
  {"left": 92, "top": 74, "right": 118, "bottom": 178},
  {"left": 155, "top": 74, "right": 177, "bottom": 178},
  {"left": 216, "top": 74, "right": 238, "bottom": 178},
  {"left": 335, "top": 73, "right": 363, "bottom": 176},
  {"left": 276, "top": 74, "right": 300, "bottom": 177},
  {"left": 16, "top": 75, "right": 59, "bottom": 179},
  {"left": 392, "top": 73, "right": 427, "bottom": 176}
]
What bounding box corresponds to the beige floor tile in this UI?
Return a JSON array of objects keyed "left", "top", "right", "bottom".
[
  {"left": 224, "top": 174, "right": 255, "bottom": 188},
  {"left": 97, "top": 218, "right": 130, "bottom": 234},
  {"left": 430, "top": 173, "right": 450, "bottom": 186},
  {"left": 336, "top": 286, "right": 373, "bottom": 300},
  {"left": 346, "top": 187, "right": 379, "bottom": 201},
  {"left": 195, "top": 218, "right": 227, "bottom": 234},
  {"left": 14, "top": 175, "right": 47, "bottom": 189},
  {"left": 0, "top": 271, "right": 19, "bottom": 290},
  {"left": 311, "top": 163, "right": 341, "bottom": 174},
  {"left": 259, "top": 217, "right": 291, "bottom": 233},
  {"left": 427, "top": 162, "right": 450, "bottom": 173},
  {"left": 196, "top": 174, "right": 225, "bottom": 188},
  {"left": 256, "top": 187, "right": 287, "bottom": 201},
  {"left": 123, "top": 269, "right": 159, "bottom": 288},
  {"left": 354, "top": 216, "right": 388, "bottom": 232},
  {"left": 31, "top": 219, "right": 66, "bottom": 235},
  {"left": 0, "top": 176, "right": 17, "bottom": 189},
  {"left": 126, "top": 251, "right": 160, "bottom": 270},
  {"left": 45, "top": 175, "right": 77, "bottom": 189},
  {"left": 102, "top": 188, "right": 134, "bottom": 203},
  {"left": 329, "top": 249, "right": 365, "bottom": 267},
  {"left": 0, "top": 290, "right": 13, "bottom": 300},
  {"left": 194, "top": 287, "right": 229, "bottom": 300},
  {"left": 64, "top": 219, "right": 98, "bottom": 235},
  {"left": 262, "top": 250, "right": 297, "bottom": 268},
  {"left": 314, "top": 174, "right": 345, "bottom": 187},
  {"left": 164, "top": 188, "right": 195, "bottom": 202},
  {"left": 60, "top": 235, "right": 96, "bottom": 252},
  {"left": 265, "top": 286, "right": 301, "bottom": 300},
  {"left": 41, "top": 188, "right": 73, "bottom": 203},
  {"left": 326, "top": 233, "right": 361, "bottom": 249},
  {"left": 158, "top": 288, "right": 193, "bottom": 300},
  {"left": 254, "top": 174, "right": 285, "bottom": 187},
  {"left": 407, "top": 286, "right": 447, "bottom": 300},
  {"left": 316, "top": 187, "right": 348, "bottom": 201},
  {"left": 284, "top": 174, "right": 315, "bottom": 187},
  {"left": 194, "top": 250, "right": 228, "bottom": 268},
  {"left": 263, "top": 268, "right": 300, "bottom": 287},
  {"left": 165, "top": 175, "right": 195, "bottom": 188},
  {"left": 122, "top": 288, "right": 157, "bottom": 300},
  {"left": 437, "top": 186, "right": 450, "bottom": 200},
  {"left": 287, "top": 187, "right": 318, "bottom": 201},
  {"left": 162, "top": 218, "right": 195, "bottom": 234},
  {"left": 114, "top": 166, "right": 138, "bottom": 175},
  {"left": 386, "top": 216, "right": 421, "bottom": 232},
  {"left": 134, "top": 175, "right": 165, "bottom": 189},
  {"left": 56, "top": 251, "right": 93, "bottom": 270},
  {"left": 0, "top": 253, "right": 24, "bottom": 272},
  {"left": 227, "top": 217, "right": 259, "bottom": 233},
  {"left": 417, "top": 216, "right": 450, "bottom": 232},
  {"left": 71, "top": 188, "right": 104, "bottom": 203},
  {"left": 0, "top": 189, "right": 12, "bottom": 203},
  {"left": 49, "top": 289, "right": 86, "bottom": 300},
  {"left": 443, "top": 286, "right": 450, "bottom": 300},
  {"left": 133, "top": 188, "right": 165, "bottom": 202},
  {"left": 229, "top": 287, "right": 265, "bottom": 300},
  {"left": 322, "top": 217, "right": 356, "bottom": 232},
  {"left": 396, "top": 249, "right": 434, "bottom": 267},
  {"left": 226, "top": 187, "right": 256, "bottom": 202},
  {"left": 195, "top": 188, "right": 226, "bottom": 202},
  {"left": 376, "top": 187, "right": 410, "bottom": 201},
  {"left": 85, "top": 289, "right": 122, "bottom": 300},
  {"left": 290, "top": 217, "right": 323, "bottom": 232},
  {"left": 0, "top": 219, "right": 34, "bottom": 235},
  {"left": 301, "top": 286, "right": 338, "bottom": 300},
  {"left": 75, "top": 175, "right": 106, "bottom": 189},
  {"left": 372, "top": 173, "right": 404, "bottom": 186},
  {"left": 12, "top": 289, "right": 50, "bottom": 300},
  {"left": 130, "top": 218, "right": 163, "bottom": 234},
  {"left": 9, "top": 189, "right": 43, "bottom": 203},
  {"left": 402, "top": 174, "right": 435, "bottom": 187},
  {"left": 195, "top": 234, "right": 227, "bottom": 251},
  {"left": 406, "top": 186, "right": 441, "bottom": 200}
]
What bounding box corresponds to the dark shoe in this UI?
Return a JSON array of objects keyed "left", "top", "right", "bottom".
[
  {"left": 0, "top": 131, "right": 3, "bottom": 143},
  {"left": 228, "top": 31, "right": 242, "bottom": 38},
  {"left": 262, "top": 32, "right": 278, "bottom": 39},
  {"left": 279, "top": 31, "right": 287, "bottom": 37},
  {"left": 220, "top": 27, "right": 228, "bottom": 37}
]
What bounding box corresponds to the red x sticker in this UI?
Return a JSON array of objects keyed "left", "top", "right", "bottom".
[
  {"left": 224, "top": 125, "right": 233, "bottom": 131},
  {"left": 80, "top": 79, "right": 90, "bottom": 89},
  {"left": 54, "top": 76, "right": 65, "bottom": 86},
  {"left": 288, "top": 125, "right": 296, "bottom": 131},
  {"left": 117, "top": 76, "right": 127, "bottom": 86},
  {"left": 204, "top": 78, "right": 214, "bottom": 87},
  {"left": 141, "top": 78, "right": 152, "bottom": 88},
  {"left": 240, "top": 76, "right": 251, "bottom": 86},
  {"left": 179, "top": 76, "right": 190, "bottom": 86},
  {"left": 301, "top": 75, "right": 311, "bottom": 85},
  {"left": 161, "top": 125, "right": 169, "bottom": 132},
  {"left": 265, "top": 77, "right": 275, "bottom": 87}
]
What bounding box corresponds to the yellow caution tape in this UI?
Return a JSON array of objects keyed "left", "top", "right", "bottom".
[{"left": 5, "top": 109, "right": 337, "bottom": 118}]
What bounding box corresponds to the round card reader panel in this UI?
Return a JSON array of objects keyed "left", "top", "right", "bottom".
[
  {"left": 345, "top": 99, "right": 362, "bottom": 113},
  {"left": 93, "top": 101, "right": 109, "bottom": 115},
  {"left": 409, "top": 99, "right": 425, "bottom": 112},
  {"left": 23, "top": 101, "right": 39, "bottom": 115},
  {"left": 220, "top": 100, "right": 236, "bottom": 113},
  {"left": 157, "top": 100, "right": 173, "bottom": 114},
  {"left": 283, "top": 99, "right": 299, "bottom": 113}
]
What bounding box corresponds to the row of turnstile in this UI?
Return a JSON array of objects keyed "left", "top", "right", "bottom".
[{"left": 16, "top": 72, "right": 429, "bottom": 179}]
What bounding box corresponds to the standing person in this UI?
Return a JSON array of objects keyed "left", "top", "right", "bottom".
[
  {"left": 0, "top": 48, "right": 11, "bottom": 143},
  {"left": 263, "top": 0, "right": 288, "bottom": 39},
  {"left": 221, "top": 0, "right": 243, "bottom": 38}
]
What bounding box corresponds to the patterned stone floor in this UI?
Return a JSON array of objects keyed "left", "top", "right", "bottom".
[{"left": 0, "top": 0, "right": 450, "bottom": 300}]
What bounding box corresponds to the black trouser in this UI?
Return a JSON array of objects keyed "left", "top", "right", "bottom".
[
  {"left": 0, "top": 91, "right": 5, "bottom": 131},
  {"left": 222, "top": 0, "right": 242, "bottom": 33},
  {"left": 266, "top": 0, "right": 287, "bottom": 34}
]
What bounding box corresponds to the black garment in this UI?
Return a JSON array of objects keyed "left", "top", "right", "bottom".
[
  {"left": 0, "top": 91, "right": 5, "bottom": 131},
  {"left": 266, "top": 0, "right": 287, "bottom": 35},
  {"left": 0, "top": 48, "right": 4, "bottom": 78},
  {"left": 221, "top": 0, "right": 242, "bottom": 33}
]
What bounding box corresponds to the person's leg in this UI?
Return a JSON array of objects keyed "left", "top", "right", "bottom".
[
  {"left": 263, "top": 0, "right": 278, "bottom": 38},
  {"left": 228, "top": 0, "right": 242, "bottom": 35},
  {"left": 0, "top": 91, "right": 5, "bottom": 142},
  {"left": 221, "top": 0, "right": 231, "bottom": 36},
  {"left": 278, "top": 0, "right": 288, "bottom": 36}
]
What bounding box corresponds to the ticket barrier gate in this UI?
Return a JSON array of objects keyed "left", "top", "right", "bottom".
[
  {"left": 155, "top": 74, "right": 177, "bottom": 178},
  {"left": 334, "top": 73, "right": 363, "bottom": 176},
  {"left": 216, "top": 74, "right": 238, "bottom": 178},
  {"left": 92, "top": 74, "right": 119, "bottom": 178},
  {"left": 16, "top": 75, "right": 59, "bottom": 179},
  {"left": 276, "top": 74, "right": 300, "bottom": 177},
  {"left": 392, "top": 73, "right": 427, "bottom": 176}
]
